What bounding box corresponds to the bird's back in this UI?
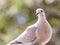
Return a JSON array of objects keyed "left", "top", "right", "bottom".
[{"left": 8, "top": 25, "right": 37, "bottom": 45}]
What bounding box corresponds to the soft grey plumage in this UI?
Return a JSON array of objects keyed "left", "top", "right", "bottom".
[
  {"left": 7, "top": 26, "right": 37, "bottom": 45},
  {"left": 7, "top": 8, "right": 52, "bottom": 45}
]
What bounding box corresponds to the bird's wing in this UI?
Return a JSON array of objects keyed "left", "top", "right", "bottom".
[
  {"left": 8, "top": 25, "right": 37, "bottom": 45},
  {"left": 16, "top": 25, "right": 37, "bottom": 42}
]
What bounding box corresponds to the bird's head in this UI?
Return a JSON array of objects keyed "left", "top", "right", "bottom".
[{"left": 36, "top": 8, "right": 45, "bottom": 17}]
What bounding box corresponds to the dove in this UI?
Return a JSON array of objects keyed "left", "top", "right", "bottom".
[
  {"left": 7, "top": 8, "right": 52, "bottom": 45},
  {"left": 29, "top": 8, "right": 52, "bottom": 45}
]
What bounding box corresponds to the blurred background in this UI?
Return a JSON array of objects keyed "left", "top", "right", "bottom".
[{"left": 0, "top": 0, "right": 60, "bottom": 45}]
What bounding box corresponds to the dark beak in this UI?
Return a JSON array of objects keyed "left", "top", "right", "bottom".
[{"left": 36, "top": 12, "right": 39, "bottom": 15}]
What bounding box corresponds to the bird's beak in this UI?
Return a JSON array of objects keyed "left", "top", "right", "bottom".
[{"left": 36, "top": 12, "right": 39, "bottom": 15}]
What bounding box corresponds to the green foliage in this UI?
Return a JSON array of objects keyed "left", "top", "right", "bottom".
[
  {"left": 0, "top": 0, "right": 60, "bottom": 45},
  {"left": 49, "top": 17, "right": 60, "bottom": 27}
]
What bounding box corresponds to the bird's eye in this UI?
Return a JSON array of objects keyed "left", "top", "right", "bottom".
[{"left": 41, "top": 10, "right": 43, "bottom": 12}]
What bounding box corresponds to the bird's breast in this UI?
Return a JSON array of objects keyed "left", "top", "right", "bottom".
[{"left": 36, "top": 19, "right": 52, "bottom": 44}]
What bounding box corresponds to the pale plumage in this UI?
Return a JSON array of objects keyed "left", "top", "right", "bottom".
[
  {"left": 7, "top": 25, "right": 37, "bottom": 45},
  {"left": 7, "top": 8, "right": 52, "bottom": 45}
]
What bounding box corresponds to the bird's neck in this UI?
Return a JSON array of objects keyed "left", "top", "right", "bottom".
[
  {"left": 37, "top": 12, "right": 46, "bottom": 19},
  {"left": 38, "top": 17, "right": 46, "bottom": 20},
  {"left": 35, "top": 16, "right": 47, "bottom": 26},
  {"left": 38, "top": 15, "right": 46, "bottom": 21}
]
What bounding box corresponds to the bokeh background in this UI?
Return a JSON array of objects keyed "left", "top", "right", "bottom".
[{"left": 0, "top": 0, "right": 60, "bottom": 45}]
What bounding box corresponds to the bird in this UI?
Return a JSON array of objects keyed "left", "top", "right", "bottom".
[
  {"left": 28, "top": 8, "right": 52, "bottom": 45},
  {"left": 7, "top": 8, "right": 52, "bottom": 45}
]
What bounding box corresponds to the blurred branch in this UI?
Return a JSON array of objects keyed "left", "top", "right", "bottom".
[
  {"left": 45, "top": 8, "right": 60, "bottom": 20},
  {"left": 43, "top": 0, "right": 60, "bottom": 7}
]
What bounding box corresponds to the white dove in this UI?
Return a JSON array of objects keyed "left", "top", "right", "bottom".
[{"left": 7, "top": 8, "right": 52, "bottom": 45}]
